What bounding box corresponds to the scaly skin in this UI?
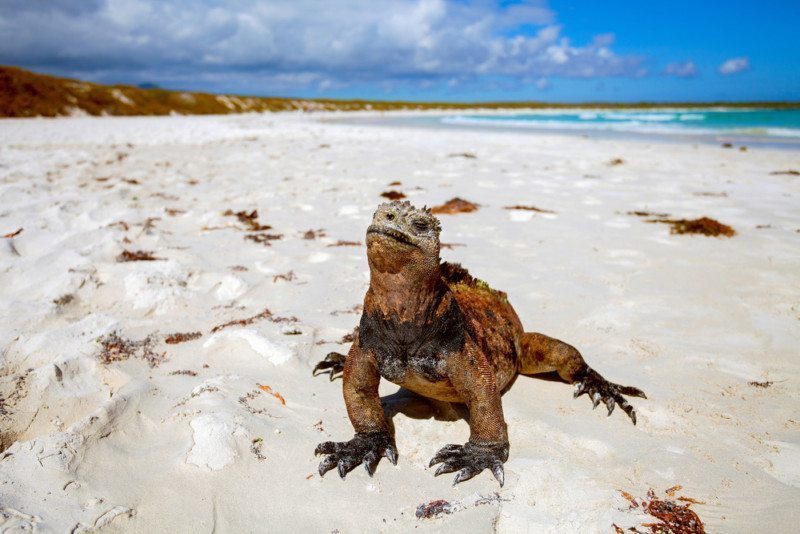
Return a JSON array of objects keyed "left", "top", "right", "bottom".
[{"left": 313, "top": 201, "right": 646, "bottom": 486}]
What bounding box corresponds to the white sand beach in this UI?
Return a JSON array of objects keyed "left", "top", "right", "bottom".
[{"left": 1, "top": 112, "right": 798, "bottom": 532}]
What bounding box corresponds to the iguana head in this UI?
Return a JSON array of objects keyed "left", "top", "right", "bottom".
[{"left": 366, "top": 201, "right": 441, "bottom": 274}]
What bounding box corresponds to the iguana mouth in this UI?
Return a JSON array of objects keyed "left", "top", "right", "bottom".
[{"left": 367, "top": 227, "right": 418, "bottom": 248}]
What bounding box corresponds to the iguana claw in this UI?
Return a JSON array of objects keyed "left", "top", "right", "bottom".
[
  {"left": 315, "top": 432, "right": 397, "bottom": 479},
  {"left": 573, "top": 368, "right": 646, "bottom": 425},
  {"left": 312, "top": 352, "right": 347, "bottom": 380},
  {"left": 429, "top": 441, "right": 508, "bottom": 487}
]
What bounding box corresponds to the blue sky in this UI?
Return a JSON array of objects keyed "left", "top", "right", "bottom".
[{"left": 0, "top": 0, "right": 797, "bottom": 102}]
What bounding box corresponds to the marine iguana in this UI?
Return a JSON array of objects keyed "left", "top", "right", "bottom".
[{"left": 313, "top": 200, "right": 646, "bottom": 486}]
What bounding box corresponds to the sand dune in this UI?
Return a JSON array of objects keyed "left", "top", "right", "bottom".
[{"left": 1, "top": 113, "right": 798, "bottom": 532}]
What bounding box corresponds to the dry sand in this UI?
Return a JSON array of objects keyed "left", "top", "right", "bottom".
[{"left": 0, "top": 112, "right": 798, "bottom": 532}]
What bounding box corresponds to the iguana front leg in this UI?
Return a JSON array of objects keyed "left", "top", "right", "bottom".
[
  {"left": 429, "top": 342, "right": 509, "bottom": 486},
  {"left": 315, "top": 340, "right": 397, "bottom": 478}
]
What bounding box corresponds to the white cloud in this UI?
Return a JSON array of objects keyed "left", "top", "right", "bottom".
[
  {"left": 0, "top": 0, "right": 647, "bottom": 93},
  {"left": 718, "top": 57, "right": 750, "bottom": 75},
  {"left": 664, "top": 60, "right": 697, "bottom": 78}
]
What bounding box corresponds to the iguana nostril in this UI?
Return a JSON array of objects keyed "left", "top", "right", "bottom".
[{"left": 386, "top": 213, "right": 395, "bottom": 221}]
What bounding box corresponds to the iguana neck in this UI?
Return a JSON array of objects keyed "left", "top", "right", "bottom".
[{"left": 365, "top": 265, "right": 445, "bottom": 323}]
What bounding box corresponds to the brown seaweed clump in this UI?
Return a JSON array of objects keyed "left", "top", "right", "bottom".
[
  {"left": 770, "top": 169, "right": 800, "bottom": 176},
  {"left": 609, "top": 157, "right": 625, "bottom": 166},
  {"left": 616, "top": 487, "right": 705, "bottom": 534},
  {"left": 97, "top": 332, "right": 137, "bottom": 364},
  {"left": 164, "top": 331, "right": 202, "bottom": 345},
  {"left": 416, "top": 500, "right": 453, "bottom": 519},
  {"left": 504, "top": 205, "right": 555, "bottom": 214},
  {"left": 627, "top": 210, "right": 671, "bottom": 218},
  {"left": 223, "top": 209, "right": 272, "bottom": 231},
  {"left": 380, "top": 190, "right": 406, "bottom": 200},
  {"left": 116, "top": 250, "right": 162, "bottom": 262},
  {"left": 97, "top": 332, "right": 166, "bottom": 367},
  {"left": 302, "top": 229, "right": 326, "bottom": 240},
  {"left": 210, "top": 308, "right": 299, "bottom": 333},
  {"left": 431, "top": 198, "right": 479, "bottom": 215},
  {"left": 648, "top": 217, "right": 735, "bottom": 237},
  {"left": 244, "top": 233, "right": 283, "bottom": 246}
]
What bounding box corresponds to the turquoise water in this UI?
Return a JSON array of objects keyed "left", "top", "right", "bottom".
[{"left": 440, "top": 108, "right": 800, "bottom": 142}]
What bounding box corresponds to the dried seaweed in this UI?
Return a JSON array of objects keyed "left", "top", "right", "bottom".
[
  {"left": 618, "top": 488, "right": 705, "bottom": 534},
  {"left": 244, "top": 232, "right": 283, "bottom": 246},
  {"left": 273, "top": 270, "right": 296, "bottom": 283},
  {"left": 327, "top": 240, "right": 362, "bottom": 247},
  {"left": 448, "top": 152, "right": 477, "bottom": 159},
  {"left": 330, "top": 304, "right": 363, "bottom": 316},
  {"left": 53, "top": 294, "right": 75, "bottom": 307},
  {"left": 164, "top": 331, "right": 202, "bottom": 344},
  {"left": 165, "top": 208, "right": 185, "bottom": 216},
  {"left": 645, "top": 497, "right": 704, "bottom": 533},
  {"left": 210, "top": 308, "right": 299, "bottom": 333},
  {"left": 257, "top": 384, "right": 286, "bottom": 405},
  {"left": 239, "top": 390, "right": 268, "bottom": 415},
  {"left": 416, "top": 500, "right": 453, "bottom": 519},
  {"left": 223, "top": 209, "right": 272, "bottom": 231},
  {"left": 2, "top": 228, "right": 22, "bottom": 256},
  {"left": 108, "top": 221, "right": 130, "bottom": 231},
  {"left": 770, "top": 169, "right": 800, "bottom": 176},
  {"left": 646, "top": 217, "right": 735, "bottom": 237},
  {"left": 748, "top": 380, "right": 773, "bottom": 388},
  {"left": 609, "top": 157, "right": 625, "bottom": 166},
  {"left": 503, "top": 205, "right": 555, "bottom": 214},
  {"left": 250, "top": 438, "right": 266, "bottom": 461},
  {"left": 116, "top": 250, "right": 163, "bottom": 262},
  {"left": 380, "top": 190, "right": 406, "bottom": 200},
  {"left": 97, "top": 332, "right": 137, "bottom": 364},
  {"left": 2, "top": 228, "right": 23, "bottom": 238},
  {"left": 388, "top": 180, "right": 402, "bottom": 186},
  {"left": 302, "top": 229, "right": 327, "bottom": 240},
  {"left": 628, "top": 210, "right": 671, "bottom": 218},
  {"left": 169, "top": 370, "right": 198, "bottom": 376},
  {"left": 440, "top": 242, "right": 466, "bottom": 249},
  {"left": 431, "top": 198, "right": 479, "bottom": 214},
  {"left": 97, "top": 332, "right": 166, "bottom": 367}
]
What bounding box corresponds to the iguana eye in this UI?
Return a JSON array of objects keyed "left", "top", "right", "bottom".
[{"left": 412, "top": 219, "right": 429, "bottom": 232}]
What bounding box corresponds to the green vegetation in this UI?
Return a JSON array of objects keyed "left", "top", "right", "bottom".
[{"left": 1, "top": 65, "right": 798, "bottom": 118}]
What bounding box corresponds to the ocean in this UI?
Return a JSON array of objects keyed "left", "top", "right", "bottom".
[{"left": 438, "top": 108, "right": 800, "bottom": 146}]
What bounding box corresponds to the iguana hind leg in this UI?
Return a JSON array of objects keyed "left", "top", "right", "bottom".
[{"left": 519, "top": 332, "right": 646, "bottom": 424}]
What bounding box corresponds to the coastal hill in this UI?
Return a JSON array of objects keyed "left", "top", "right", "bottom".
[{"left": 1, "top": 65, "right": 797, "bottom": 118}]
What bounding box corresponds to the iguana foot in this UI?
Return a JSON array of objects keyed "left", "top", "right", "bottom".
[
  {"left": 573, "top": 368, "right": 646, "bottom": 424},
  {"left": 312, "top": 351, "right": 346, "bottom": 381},
  {"left": 429, "top": 441, "right": 508, "bottom": 486},
  {"left": 315, "top": 431, "right": 398, "bottom": 478}
]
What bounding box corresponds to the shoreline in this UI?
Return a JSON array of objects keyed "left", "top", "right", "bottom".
[{"left": 325, "top": 109, "right": 800, "bottom": 151}]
